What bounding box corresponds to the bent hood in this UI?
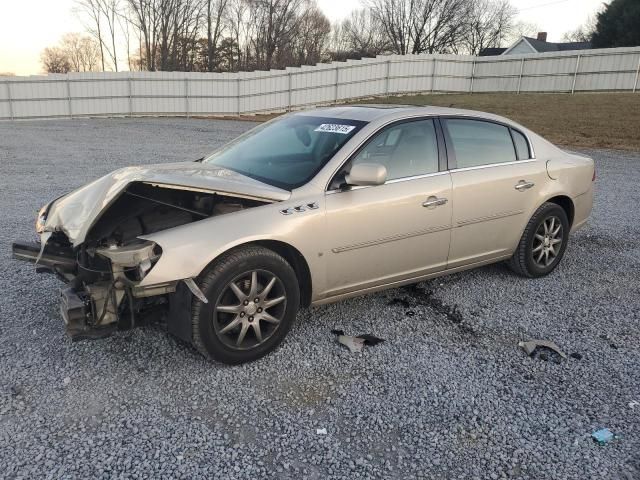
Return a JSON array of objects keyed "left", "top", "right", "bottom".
[{"left": 44, "top": 162, "right": 291, "bottom": 246}]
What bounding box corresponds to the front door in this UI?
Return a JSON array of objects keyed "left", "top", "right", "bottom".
[{"left": 322, "top": 118, "right": 452, "bottom": 298}]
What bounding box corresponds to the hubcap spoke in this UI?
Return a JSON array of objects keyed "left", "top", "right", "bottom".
[
  {"left": 217, "top": 304, "right": 242, "bottom": 314},
  {"left": 219, "top": 316, "right": 241, "bottom": 334},
  {"left": 532, "top": 244, "right": 543, "bottom": 253},
  {"left": 263, "top": 295, "right": 286, "bottom": 309},
  {"left": 229, "top": 282, "right": 246, "bottom": 301},
  {"left": 260, "top": 276, "right": 277, "bottom": 299},
  {"left": 252, "top": 322, "right": 263, "bottom": 343},
  {"left": 248, "top": 271, "right": 258, "bottom": 297},
  {"left": 261, "top": 312, "right": 281, "bottom": 324},
  {"left": 236, "top": 322, "right": 249, "bottom": 346},
  {"left": 535, "top": 233, "right": 545, "bottom": 242}
]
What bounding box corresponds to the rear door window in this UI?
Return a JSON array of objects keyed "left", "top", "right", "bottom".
[{"left": 444, "top": 119, "right": 517, "bottom": 169}]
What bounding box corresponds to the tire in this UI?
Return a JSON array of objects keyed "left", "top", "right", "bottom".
[
  {"left": 191, "top": 245, "right": 300, "bottom": 364},
  {"left": 508, "top": 202, "right": 570, "bottom": 278}
]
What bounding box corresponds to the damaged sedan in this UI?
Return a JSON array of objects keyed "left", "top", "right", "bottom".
[{"left": 13, "top": 106, "right": 595, "bottom": 364}]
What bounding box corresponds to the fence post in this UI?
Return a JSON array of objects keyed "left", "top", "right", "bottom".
[
  {"left": 430, "top": 57, "right": 437, "bottom": 93},
  {"left": 469, "top": 58, "right": 476, "bottom": 93},
  {"left": 184, "top": 76, "right": 189, "bottom": 118},
  {"left": 633, "top": 54, "right": 640, "bottom": 93},
  {"left": 236, "top": 76, "right": 241, "bottom": 116},
  {"left": 66, "top": 74, "right": 73, "bottom": 118},
  {"left": 571, "top": 54, "right": 582, "bottom": 94},
  {"left": 287, "top": 72, "right": 292, "bottom": 111},
  {"left": 128, "top": 74, "right": 133, "bottom": 117},
  {"left": 334, "top": 65, "right": 339, "bottom": 104},
  {"left": 517, "top": 58, "right": 525, "bottom": 94},
  {"left": 385, "top": 58, "right": 391, "bottom": 97},
  {"left": 5, "top": 80, "right": 13, "bottom": 120}
]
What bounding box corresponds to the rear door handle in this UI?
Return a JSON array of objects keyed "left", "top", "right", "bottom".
[
  {"left": 515, "top": 180, "right": 535, "bottom": 191},
  {"left": 422, "top": 196, "right": 448, "bottom": 208}
]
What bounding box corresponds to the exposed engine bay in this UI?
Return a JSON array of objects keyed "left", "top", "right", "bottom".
[{"left": 12, "top": 182, "right": 268, "bottom": 340}]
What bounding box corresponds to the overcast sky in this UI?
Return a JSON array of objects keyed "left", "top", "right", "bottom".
[{"left": 0, "top": 0, "right": 608, "bottom": 76}]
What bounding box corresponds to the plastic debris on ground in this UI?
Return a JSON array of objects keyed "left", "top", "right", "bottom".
[
  {"left": 518, "top": 339, "right": 567, "bottom": 360},
  {"left": 316, "top": 428, "right": 327, "bottom": 435},
  {"left": 331, "top": 330, "right": 385, "bottom": 353},
  {"left": 591, "top": 428, "right": 616, "bottom": 445}
]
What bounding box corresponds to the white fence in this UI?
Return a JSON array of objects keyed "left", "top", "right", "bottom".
[{"left": 1, "top": 46, "right": 639, "bottom": 120}]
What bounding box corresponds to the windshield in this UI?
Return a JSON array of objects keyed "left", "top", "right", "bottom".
[{"left": 202, "top": 115, "right": 367, "bottom": 190}]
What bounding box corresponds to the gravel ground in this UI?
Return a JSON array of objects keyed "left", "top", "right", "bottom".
[{"left": 1, "top": 118, "right": 639, "bottom": 480}]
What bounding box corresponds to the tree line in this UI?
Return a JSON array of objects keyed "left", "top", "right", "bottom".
[{"left": 40, "top": 0, "right": 640, "bottom": 74}]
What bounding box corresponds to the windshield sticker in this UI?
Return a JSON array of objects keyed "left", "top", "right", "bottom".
[{"left": 314, "top": 124, "right": 356, "bottom": 134}]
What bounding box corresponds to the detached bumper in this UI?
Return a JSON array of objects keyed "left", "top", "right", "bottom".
[{"left": 12, "top": 240, "right": 75, "bottom": 271}]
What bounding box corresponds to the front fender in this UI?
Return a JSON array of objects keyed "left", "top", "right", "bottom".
[{"left": 138, "top": 198, "right": 327, "bottom": 297}]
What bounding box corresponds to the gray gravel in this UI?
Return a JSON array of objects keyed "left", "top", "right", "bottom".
[{"left": 1, "top": 118, "right": 639, "bottom": 479}]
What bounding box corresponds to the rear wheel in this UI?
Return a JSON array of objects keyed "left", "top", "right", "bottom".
[
  {"left": 508, "top": 202, "right": 569, "bottom": 278},
  {"left": 192, "top": 246, "right": 300, "bottom": 364}
]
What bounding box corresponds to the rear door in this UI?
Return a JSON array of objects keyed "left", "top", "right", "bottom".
[{"left": 442, "top": 118, "right": 548, "bottom": 268}]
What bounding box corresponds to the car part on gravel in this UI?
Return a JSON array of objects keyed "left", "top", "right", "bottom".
[
  {"left": 332, "top": 330, "right": 385, "bottom": 353},
  {"left": 519, "top": 339, "right": 567, "bottom": 359},
  {"left": 591, "top": 428, "right": 616, "bottom": 445}
]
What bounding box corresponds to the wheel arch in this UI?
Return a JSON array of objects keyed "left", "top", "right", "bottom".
[
  {"left": 545, "top": 195, "right": 575, "bottom": 227},
  {"left": 197, "top": 240, "right": 313, "bottom": 308}
]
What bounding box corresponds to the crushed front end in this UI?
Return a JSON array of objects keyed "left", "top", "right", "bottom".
[{"left": 12, "top": 179, "right": 270, "bottom": 341}]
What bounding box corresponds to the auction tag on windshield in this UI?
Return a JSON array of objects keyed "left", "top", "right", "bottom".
[{"left": 314, "top": 124, "right": 356, "bottom": 134}]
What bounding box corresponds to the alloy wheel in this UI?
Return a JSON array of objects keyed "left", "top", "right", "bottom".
[
  {"left": 212, "top": 270, "right": 287, "bottom": 350},
  {"left": 532, "top": 215, "right": 563, "bottom": 268}
]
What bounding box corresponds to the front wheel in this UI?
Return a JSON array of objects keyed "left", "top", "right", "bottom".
[
  {"left": 508, "top": 202, "right": 570, "bottom": 278},
  {"left": 191, "top": 246, "right": 300, "bottom": 364}
]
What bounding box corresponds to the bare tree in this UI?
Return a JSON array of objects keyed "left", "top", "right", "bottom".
[
  {"left": 60, "top": 33, "right": 101, "bottom": 71},
  {"left": 250, "top": 0, "right": 305, "bottom": 70},
  {"left": 368, "top": 0, "right": 472, "bottom": 55},
  {"left": 41, "top": 47, "right": 72, "bottom": 73},
  {"left": 460, "top": 0, "right": 516, "bottom": 55},
  {"left": 562, "top": 14, "right": 597, "bottom": 43},
  {"left": 205, "top": 0, "right": 229, "bottom": 71},
  {"left": 290, "top": 3, "right": 331, "bottom": 65},
  {"left": 100, "top": 0, "right": 122, "bottom": 71},
  {"left": 503, "top": 20, "right": 539, "bottom": 45},
  {"left": 339, "top": 9, "right": 390, "bottom": 58},
  {"left": 75, "top": 0, "right": 107, "bottom": 70}
]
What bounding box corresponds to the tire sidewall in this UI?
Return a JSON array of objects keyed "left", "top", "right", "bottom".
[
  {"left": 194, "top": 252, "right": 300, "bottom": 364},
  {"left": 523, "top": 204, "right": 569, "bottom": 276}
]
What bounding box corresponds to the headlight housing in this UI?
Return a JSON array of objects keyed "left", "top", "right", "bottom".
[{"left": 35, "top": 203, "right": 50, "bottom": 234}]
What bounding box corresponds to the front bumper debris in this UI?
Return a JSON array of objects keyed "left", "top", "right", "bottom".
[
  {"left": 12, "top": 240, "right": 75, "bottom": 271},
  {"left": 12, "top": 238, "right": 177, "bottom": 340}
]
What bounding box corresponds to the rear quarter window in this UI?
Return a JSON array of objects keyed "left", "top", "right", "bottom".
[{"left": 511, "top": 129, "right": 532, "bottom": 160}]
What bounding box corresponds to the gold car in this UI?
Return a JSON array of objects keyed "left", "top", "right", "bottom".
[{"left": 13, "top": 105, "right": 595, "bottom": 364}]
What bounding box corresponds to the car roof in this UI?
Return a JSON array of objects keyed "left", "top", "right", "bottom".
[{"left": 294, "top": 104, "right": 515, "bottom": 125}]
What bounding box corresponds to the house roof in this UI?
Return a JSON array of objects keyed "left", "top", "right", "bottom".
[
  {"left": 522, "top": 37, "right": 592, "bottom": 53},
  {"left": 479, "top": 47, "right": 507, "bottom": 56}
]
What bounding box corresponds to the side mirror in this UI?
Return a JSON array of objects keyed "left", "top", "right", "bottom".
[{"left": 345, "top": 163, "right": 387, "bottom": 187}]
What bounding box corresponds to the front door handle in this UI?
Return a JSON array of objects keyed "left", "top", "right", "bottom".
[
  {"left": 422, "top": 196, "right": 448, "bottom": 208},
  {"left": 515, "top": 180, "right": 535, "bottom": 191}
]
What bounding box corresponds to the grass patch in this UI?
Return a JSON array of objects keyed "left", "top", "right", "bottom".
[{"left": 351, "top": 92, "right": 640, "bottom": 151}]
